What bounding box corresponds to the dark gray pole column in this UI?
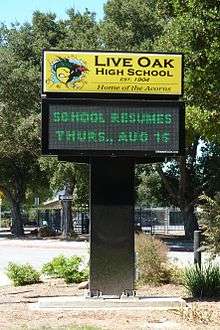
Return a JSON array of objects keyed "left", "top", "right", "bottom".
[
  {"left": 89, "top": 158, "right": 135, "bottom": 297},
  {"left": 60, "top": 195, "right": 73, "bottom": 239},
  {"left": 194, "top": 230, "right": 202, "bottom": 269}
]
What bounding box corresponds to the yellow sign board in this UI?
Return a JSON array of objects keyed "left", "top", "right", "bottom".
[{"left": 43, "top": 51, "right": 183, "bottom": 95}]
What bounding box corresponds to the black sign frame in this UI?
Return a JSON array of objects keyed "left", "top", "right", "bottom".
[{"left": 42, "top": 98, "right": 185, "bottom": 158}]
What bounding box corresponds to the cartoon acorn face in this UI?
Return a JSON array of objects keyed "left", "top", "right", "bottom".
[{"left": 52, "top": 57, "right": 88, "bottom": 86}]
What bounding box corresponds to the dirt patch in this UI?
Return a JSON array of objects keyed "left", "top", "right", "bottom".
[{"left": 0, "top": 280, "right": 219, "bottom": 329}]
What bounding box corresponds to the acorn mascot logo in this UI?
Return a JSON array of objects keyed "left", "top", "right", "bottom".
[{"left": 50, "top": 57, "right": 88, "bottom": 90}]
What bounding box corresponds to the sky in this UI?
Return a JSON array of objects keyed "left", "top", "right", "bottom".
[{"left": 1, "top": 0, "right": 106, "bottom": 26}]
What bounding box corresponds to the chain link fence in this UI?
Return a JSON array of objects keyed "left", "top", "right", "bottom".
[
  {"left": 135, "top": 207, "right": 184, "bottom": 235},
  {"left": 37, "top": 206, "right": 184, "bottom": 235}
]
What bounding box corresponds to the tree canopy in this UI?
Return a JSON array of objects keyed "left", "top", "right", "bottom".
[
  {"left": 0, "top": 2, "right": 219, "bottom": 238},
  {"left": 0, "top": 10, "right": 97, "bottom": 235}
]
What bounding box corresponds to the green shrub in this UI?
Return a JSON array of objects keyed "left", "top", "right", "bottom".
[
  {"left": 183, "top": 263, "right": 220, "bottom": 298},
  {"left": 167, "top": 264, "right": 184, "bottom": 285},
  {"left": 65, "top": 230, "right": 79, "bottom": 240},
  {"left": 42, "top": 255, "right": 66, "bottom": 278},
  {"left": 62, "top": 256, "right": 89, "bottom": 284},
  {"left": 6, "top": 262, "right": 41, "bottom": 286},
  {"left": 38, "top": 226, "right": 56, "bottom": 237},
  {"left": 0, "top": 218, "right": 11, "bottom": 228},
  {"left": 42, "top": 255, "right": 88, "bottom": 284},
  {"left": 135, "top": 234, "right": 172, "bottom": 285}
]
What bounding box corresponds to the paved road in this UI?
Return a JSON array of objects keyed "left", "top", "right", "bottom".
[
  {"left": 0, "top": 238, "right": 219, "bottom": 286},
  {"left": 169, "top": 251, "right": 220, "bottom": 267},
  {"left": 0, "top": 238, "right": 89, "bottom": 285}
]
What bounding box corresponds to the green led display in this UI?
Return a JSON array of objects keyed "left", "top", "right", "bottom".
[{"left": 44, "top": 101, "right": 183, "bottom": 155}]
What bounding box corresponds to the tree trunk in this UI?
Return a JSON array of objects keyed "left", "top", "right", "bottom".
[
  {"left": 62, "top": 199, "right": 73, "bottom": 238},
  {"left": 157, "top": 139, "right": 200, "bottom": 240},
  {"left": 0, "top": 162, "right": 26, "bottom": 237},
  {"left": 181, "top": 205, "right": 199, "bottom": 239},
  {"left": 61, "top": 184, "right": 74, "bottom": 238},
  {"left": 10, "top": 200, "right": 24, "bottom": 237}
]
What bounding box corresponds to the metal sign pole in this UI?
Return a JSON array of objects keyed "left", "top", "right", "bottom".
[{"left": 89, "top": 158, "right": 135, "bottom": 297}]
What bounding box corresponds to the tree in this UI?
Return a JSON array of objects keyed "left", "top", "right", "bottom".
[
  {"left": 136, "top": 165, "right": 169, "bottom": 207},
  {"left": 1, "top": 2, "right": 219, "bottom": 239},
  {"left": 154, "top": 0, "right": 220, "bottom": 111},
  {"left": 0, "top": 40, "right": 47, "bottom": 235},
  {"left": 198, "top": 193, "right": 220, "bottom": 256},
  {"left": 155, "top": 142, "right": 220, "bottom": 237},
  {"left": 102, "top": 0, "right": 220, "bottom": 237},
  {"left": 101, "top": 0, "right": 163, "bottom": 50},
  {"left": 151, "top": 0, "right": 220, "bottom": 238},
  {"left": 0, "top": 9, "right": 98, "bottom": 236},
  {"left": 39, "top": 157, "right": 89, "bottom": 237},
  {"left": 100, "top": 0, "right": 220, "bottom": 237},
  {"left": 59, "top": 8, "right": 101, "bottom": 49}
]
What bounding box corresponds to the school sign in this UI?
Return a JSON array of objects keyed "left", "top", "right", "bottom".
[
  {"left": 41, "top": 49, "right": 185, "bottom": 296},
  {"left": 42, "top": 50, "right": 183, "bottom": 96}
]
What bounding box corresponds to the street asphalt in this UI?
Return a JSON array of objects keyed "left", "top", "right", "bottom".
[
  {"left": 0, "top": 238, "right": 89, "bottom": 285},
  {"left": 0, "top": 236, "right": 219, "bottom": 286}
]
